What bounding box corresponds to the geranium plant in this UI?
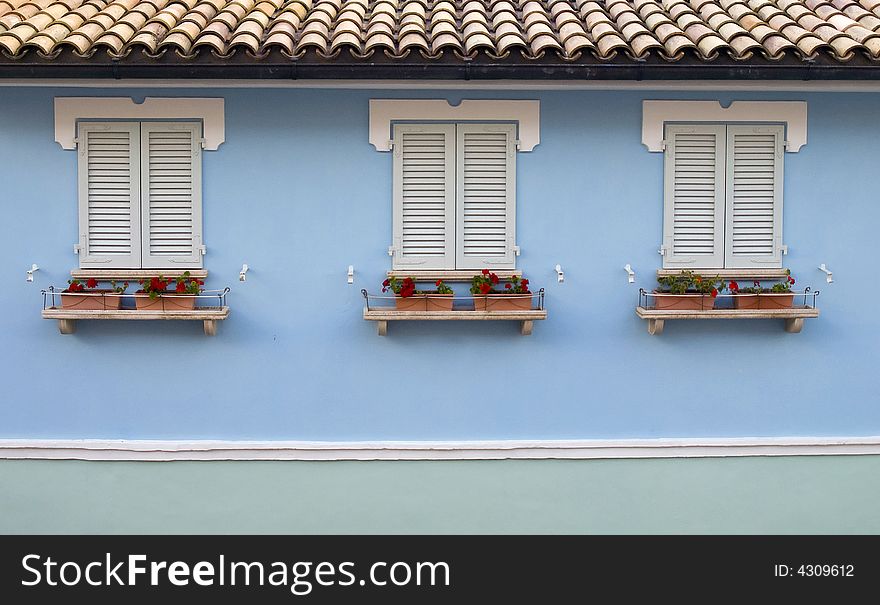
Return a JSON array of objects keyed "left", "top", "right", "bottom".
[
  {"left": 771, "top": 270, "right": 796, "bottom": 293},
  {"left": 432, "top": 279, "right": 453, "bottom": 294},
  {"left": 382, "top": 277, "right": 452, "bottom": 297},
  {"left": 470, "top": 269, "right": 500, "bottom": 295},
  {"left": 657, "top": 270, "right": 724, "bottom": 298},
  {"left": 502, "top": 275, "right": 530, "bottom": 294},
  {"left": 382, "top": 276, "right": 416, "bottom": 298},
  {"left": 67, "top": 278, "right": 128, "bottom": 293},
  {"left": 66, "top": 277, "right": 98, "bottom": 293},
  {"left": 729, "top": 270, "right": 796, "bottom": 295},
  {"left": 138, "top": 272, "right": 203, "bottom": 300},
  {"left": 469, "top": 270, "right": 536, "bottom": 311}
]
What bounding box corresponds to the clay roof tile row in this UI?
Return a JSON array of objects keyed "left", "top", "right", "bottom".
[{"left": 4, "top": 0, "right": 880, "bottom": 63}]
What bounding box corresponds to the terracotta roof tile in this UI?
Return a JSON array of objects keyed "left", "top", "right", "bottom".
[{"left": 4, "top": 0, "right": 880, "bottom": 64}]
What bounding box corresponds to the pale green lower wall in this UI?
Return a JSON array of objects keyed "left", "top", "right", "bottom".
[{"left": 2, "top": 457, "right": 879, "bottom": 534}]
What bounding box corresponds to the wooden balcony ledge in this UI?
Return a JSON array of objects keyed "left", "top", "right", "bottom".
[
  {"left": 363, "top": 309, "right": 547, "bottom": 336},
  {"left": 635, "top": 306, "right": 820, "bottom": 335},
  {"left": 42, "top": 306, "right": 229, "bottom": 336}
]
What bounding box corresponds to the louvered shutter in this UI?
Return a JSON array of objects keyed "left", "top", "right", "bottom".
[
  {"left": 455, "top": 123, "right": 517, "bottom": 270},
  {"left": 724, "top": 125, "right": 784, "bottom": 268},
  {"left": 392, "top": 124, "right": 456, "bottom": 269},
  {"left": 141, "top": 122, "right": 203, "bottom": 268},
  {"left": 77, "top": 122, "right": 141, "bottom": 268},
  {"left": 662, "top": 124, "right": 726, "bottom": 269}
]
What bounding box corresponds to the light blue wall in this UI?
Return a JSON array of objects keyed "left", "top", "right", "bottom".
[{"left": 0, "top": 87, "right": 876, "bottom": 440}]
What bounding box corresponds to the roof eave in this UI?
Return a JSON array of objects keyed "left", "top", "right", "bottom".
[{"left": 3, "top": 61, "right": 880, "bottom": 81}]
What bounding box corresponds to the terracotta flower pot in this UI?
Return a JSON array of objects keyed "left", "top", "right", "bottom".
[
  {"left": 60, "top": 289, "right": 121, "bottom": 310},
  {"left": 759, "top": 294, "right": 794, "bottom": 309},
  {"left": 733, "top": 294, "right": 760, "bottom": 309},
  {"left": 652, "top": 293, "right": 716, "bottom": 311},
  {"left": 134, "top": 292, "right": 197, "bottom": 311},
  {"left": 473, "top": 294, "right": 534, "bottom": 311},
  {"left": 425, "top": 294, "right": 454, "bottom": 311},
  {"left": 733, "top": 293, "right": 794, "bottom": 309},
  {"left": 394, "top": 295, "right": 426, "bottom": 311}
]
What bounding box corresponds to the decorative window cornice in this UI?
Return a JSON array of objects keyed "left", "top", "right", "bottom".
[
  {"left": 642, "top": 100, "right": 807, "bottom": 152},
  {"left": 369, "top": 99, "right": 540, "bottom": 152},
  {"left": 54, "top": 97, "right": 225, "bottom": 150}
]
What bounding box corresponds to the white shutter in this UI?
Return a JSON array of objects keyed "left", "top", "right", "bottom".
[
  {"left": 141, "top": 122, "right": 203, "bottom": 268},
  {"left": 392, "top": 124, "right": 455, "bottom": 269},
  {"left": 662, "top": 124, "right": 726, "bottom": 269},
  {"left": 724, "top": 125, "right": 784, "bottom": 268},
  {"left": 455, "top": 123, "right": 516, "bottom": 270},
  {"left": 77, "top": 122, "right": 141, "bottom": 268}
]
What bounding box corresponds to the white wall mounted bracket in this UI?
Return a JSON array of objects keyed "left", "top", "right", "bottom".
[
  {"left": 239, "top": 264, "right": 249, "bottom": 282},
  {"left": 348, "top": 265, "right": 355, "bottom": 285},
  {"left": 624, "top": 264, "right": 635, "bottom": 284},
  {"left": 642, "top": 100, "right": 807, "bottom": 153},
  {"left": 26, "top": 264, "right": 39, "bottom": 282},
  {"left": 818, "top": 264, "right": 833, "bottom": 284},
  {"left": 555, "top": 264, "right": 564, "bottom": 284}
]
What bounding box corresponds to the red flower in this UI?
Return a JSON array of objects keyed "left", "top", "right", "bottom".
[
  {"left": 382, "top": 279, "right": 390, "bottom": 287},
  {"left": 729, "top": 280, "right": 739, "bottom": 292},
  {"left": 789, "top": 277, "right": 796, "bottom": 285},
  {"left": 521, "top": 279, "right": 529, "bottom": 286},
  {"left": 711, "top": 287, "right": 718, "bottom": 298},
  {"left": 490, "top": 273, "right": 499, "bottom": 285},
  {"left": 435, "top": 279, "right": 442, "bottom": 287},
  {"left": 176, "top": 282, "right": 186, "bottom": 293},
  {"left": 86, "top": 278, "right": 98, "bottom": 289},
  {"left": 481, "top": 269, "right": 490, "bottom": 275},
  {"left": 479, "top": 283, "right": 491, "bottom": 294},
  {"left": 399, "top": 277, "right": 416, "bottom": 298},
  {"left": 505, "top": 283, "right": 512, "bottom": 289},
  {"left": 753, "top": 281, "right": 760, "bottom": 287}
]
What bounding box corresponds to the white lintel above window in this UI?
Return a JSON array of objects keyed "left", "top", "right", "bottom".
[
  {"left": 642, "top": 100, "right": 806, "bottom": 153},
  {"left": 55, "top": 97, "right": 225, "bottom": 150},
  {"left": 369, "top": 99, "right": 540, "bottom": 152}
]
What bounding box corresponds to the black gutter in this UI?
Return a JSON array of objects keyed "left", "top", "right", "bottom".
[{"left": 3, "top": 61, "right": 880, "bottom": 80}]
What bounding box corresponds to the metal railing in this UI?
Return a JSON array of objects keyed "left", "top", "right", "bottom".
[
  {"left": 362, "top": 288, "right": 545, "bottom": 311},
  {"left": 638, "top": 288, "right": 819, "bottom": 310},
  {"left": 43, "top": 286, "right": 230, "bottom": 310}
]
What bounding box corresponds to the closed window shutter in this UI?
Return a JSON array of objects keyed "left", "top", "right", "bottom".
[
  {"left": 662, "top": 124, "right": 726, "bottom": 269},
  {"left": 392, "top": 124, "right": 456, "bottom": 269},
  {"left": 140, "top": 122, "right": 203, "bottom": 268},
  {"left": 77, "top": 122, "right": 141, "bottom": 268},
  {"left": 455, "top": 123, "right": 516, "bottom": 270},
  {"left": 724, "top": 125, "right": 784, "bottom": 268}
]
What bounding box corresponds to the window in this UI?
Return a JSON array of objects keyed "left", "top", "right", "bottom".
[
  {"left": 662, "top": 123, "right": 784, "bottom": 270},
  {"left": 391, "top": 122, "right": 516, "bottom": 271},
  {"left": 77, "top": 121, "right": 203, "bottom": 269}
]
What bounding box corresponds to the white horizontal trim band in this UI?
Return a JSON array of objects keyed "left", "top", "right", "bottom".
[{"left": 1, "top": 437, "right": 879, "bottom": 461}]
